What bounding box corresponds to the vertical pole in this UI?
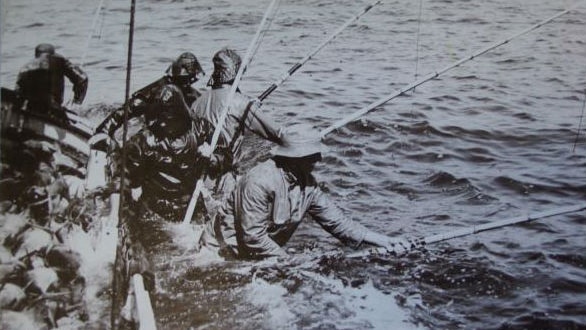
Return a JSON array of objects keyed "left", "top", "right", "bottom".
[{"left": 111, "top": 0, "right": 136, "bottom": 328}]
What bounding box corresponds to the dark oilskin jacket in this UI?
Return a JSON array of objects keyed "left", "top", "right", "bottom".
[
  {"left": 95, "top": 76, "right": 200, "bottom": 137},
  {"left": 15, "top": 52, "right": 88, "bottom": 117},
  {"left": 111, "top": 84, "right": 201, "bottom": 220}
]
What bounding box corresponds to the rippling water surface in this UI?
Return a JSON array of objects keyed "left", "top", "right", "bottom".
[{"left": 2, "top": 0, "right": 586, "bottom": 329}]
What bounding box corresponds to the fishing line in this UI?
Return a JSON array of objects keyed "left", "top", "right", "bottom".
[
  {"left": 257, "top": 0, "right": 382, "bottom": 101},
  {"left": 249, "top": 0, "right": 282, "bottom": 65},
  {"left": 402, "top": 0, "right": 425, "bottom": 150},
  {"left": 321, "top": 7, "right": 575, "bottom": 137},
  {"left": 80, "top": 0, "right": 106, "bottom": 68},
  {"left": 414, "top": 0, "right": 424, "bottom": 86},
  {"left": 572, "top": 88, "right": 586, "bottom": 153}
]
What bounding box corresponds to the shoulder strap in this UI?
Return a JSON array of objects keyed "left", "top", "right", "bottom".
[{"left": 227, "top": 99, "right": 253, "bottom": 152}]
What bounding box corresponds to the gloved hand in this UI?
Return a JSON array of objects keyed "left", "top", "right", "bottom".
[
  {"left": 364, "top": 231, "right": 411, "bottom": 254},
  {"left": 197, "top": 142, "right": 221, "bottom": 168},
  {"left": 197, "top": 142, "right": 213, "bottom": 158},
  {"left": 384, "top": 237, "right": 411, "bottom": 254},
  {"left": 88, "top": 132, "right": 111, "bottom": 152},
  {"left": 248, "top": 98, "right": 262, "bottom": 112},
  {"left": 131, "top": 187, "right": 142, "bottom": 202},
  {"left": 68, "top": 102, "right": 82, "bottom": 113}
]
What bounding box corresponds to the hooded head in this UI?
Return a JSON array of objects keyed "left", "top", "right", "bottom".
[
  {"left": 207, "top": 48, "right": 241, "bottom": 87},
  {"left": 145, "top": 85, "right": 191, "bottom": 138},
  {"left": 166, "top": 52, "right": 205, "bottom": 87}
]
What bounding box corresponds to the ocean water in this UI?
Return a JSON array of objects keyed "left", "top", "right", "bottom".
[{"left": 1, "top": 0, "right": 586, "bottom": 329}]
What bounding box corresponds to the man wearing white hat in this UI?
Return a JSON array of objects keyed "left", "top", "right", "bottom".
[{"left": 200, "top": 124, "right": 403, "bottom": 259}]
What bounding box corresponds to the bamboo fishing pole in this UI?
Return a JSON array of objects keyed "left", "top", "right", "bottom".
[
  {"left": 346, "top": 203, "right": 586, "bottom": 259},
  {"left": 182, "top": 0, "right": 281, "bottom": 224},
  {"left": 320, "top": 7, "right": 574, "bottom": 138}
]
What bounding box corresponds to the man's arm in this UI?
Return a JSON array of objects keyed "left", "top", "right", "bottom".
[
  {"left": 309, "top": 189, "right": 368, "bottom": 248},
  {"left": 310, "top": 190, "right": 409, "bottom": 251},
  {"left": 62, "top": 58, "right": 88, "bottom": 104}
]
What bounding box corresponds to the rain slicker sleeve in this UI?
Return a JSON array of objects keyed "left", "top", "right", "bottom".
[
  {"left": 62, "top": 57, "right": 88, "bottom": 104},
  {"left": 308, "top": 190, "right": 367, "bottom": 248},
  {"left": 94, "top": 77, "right": 167, "bottom": 136}
]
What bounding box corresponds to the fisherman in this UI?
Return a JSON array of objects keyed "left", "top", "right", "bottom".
[
  {"left": 91, "top": 52, "right": 204, "bottom": 146},
  {"left": 191, "top": 47, "right": 282, "bottom": 194},
  {"left": 200, "top": 124, "right": 407, "bottom": 259},
  {"left": 14, "top": 43, "right": 88, "bottom": 122},
  {"left": 111, "top": 79, "right": 201, "bottom": 221}
]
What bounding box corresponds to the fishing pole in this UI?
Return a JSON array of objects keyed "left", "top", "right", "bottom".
[
  {"left": 320, "top": 7, "right": 574, "bottom": 138},
  {"left": 346, "top": 203, "right": 586, "bottom": 259},
  {"left": 183, "top": 0, "right": 281, "bottom": 224},
  {"left": 111, "top": 0, "right": 135, "bottom": 327}
]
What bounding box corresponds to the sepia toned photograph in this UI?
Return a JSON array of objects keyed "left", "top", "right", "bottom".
[{"left": 1, "top": 0, "right": 585, "bottom": 329}]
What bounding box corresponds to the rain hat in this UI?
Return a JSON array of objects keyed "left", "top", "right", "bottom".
[
  {"left": 207, "top": 48, "right": 241, "bottom": 87},
  {"left": 35, "top": 43, "right": 55, "bottom": 57},
  {"left": 165, "top": 52, "right": 205, "bottom": 83},
  {"left": 271, "top": 123, "right": 326, "bottom": 158}
]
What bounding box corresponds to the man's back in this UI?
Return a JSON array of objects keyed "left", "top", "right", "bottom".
[
  {"left": 15, "top": 47, "right": 87, "bottom": 118},
  {"left": 17, "top": 53, "right": 66, "bottom": 112}
]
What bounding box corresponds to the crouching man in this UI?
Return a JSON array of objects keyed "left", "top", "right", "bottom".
[{"left": 200, "top": 124, "right": 403, "bottom": 260}]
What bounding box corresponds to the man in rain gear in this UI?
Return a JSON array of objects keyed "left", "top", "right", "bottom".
[
  {"left": 190, "top": 48, "right": 282, "bottom": 195},
  {"left": 113, "top": 80, "right": 201, "bottom": 221},
  {"left": 201, "top": 124, "right": 406, "bottom": 259},
  {"left": 91, "top": 52, "right": 204, "bottom": 146},
  {"left": 14, "top": 43, "right": 88, "bottom": 122}
]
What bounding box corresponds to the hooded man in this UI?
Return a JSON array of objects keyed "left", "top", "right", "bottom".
[
  {"left": 91, "top": 52, "right": 204, "bottom": 147},
  {"left": 200, "top": 124, "right": 405, "bottom": 260},
  {"left": 15, "top": 43, "right": 88, "bottom": 121},
  {"left": 110, "top": 80, "right": 201, "bottom": 221},
  {"left": 190, "top": 48, "right": 282, "bottom": 195}
]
